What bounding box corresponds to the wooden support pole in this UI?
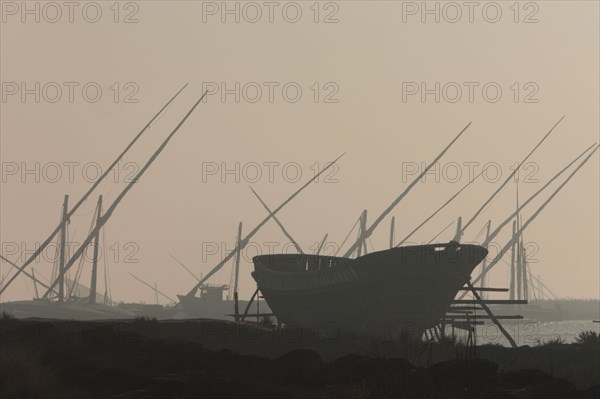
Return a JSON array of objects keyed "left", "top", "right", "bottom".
[
  {"left": 32, "top": 269, "right": 39, "bottom": 299},
  {"left": 89, "top": 195, "right": 102, "bottom": 304},
  {"left": 516, "top": 239, "right": 522, "bottom": 300},
  {"left": 521, "top": 243, "right": 528, "bottom": 300},
  {"left": 466, "top": 281, "right": 517, "bottom": 348},
  {"left": 241, "top": 288, "right": 259, "bottom": 322},
  {"left": 234, "top": 222, "right": 242, "bottom": 322},
  {"left": 481, "top": 220, "right": 491, "bottom": 299},
  {"left": 510, "top": 221, "right": 517, "bottom": 300},
  {"left": 357, "top": 210, "right": 367, "bottom": 257},
  {"left": 316, "top": 233, "right": 328, "bottom": 256}
]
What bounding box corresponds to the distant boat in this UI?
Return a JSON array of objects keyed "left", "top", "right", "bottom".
[
  {"left": 252, "top": 242, "right": 487, "bottom": 339},
  {"left": 177, "top": 284, "right": 270, "bottom": 321}
]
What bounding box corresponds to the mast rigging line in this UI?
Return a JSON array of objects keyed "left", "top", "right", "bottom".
[
  {"left": 128, "top": 273, "right": 176, "bottom": 303},
  {"left": 169, "top": 254, "right": 201, "bottom": 282}
]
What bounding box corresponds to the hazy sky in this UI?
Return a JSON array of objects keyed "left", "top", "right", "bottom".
[{"left": 1, "top": 1, "right": 598, "bottom": 303}]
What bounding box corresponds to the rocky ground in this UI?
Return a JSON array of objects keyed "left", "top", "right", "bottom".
[{"left": 0, "top": 318, "right": 598, "bottom": 399}]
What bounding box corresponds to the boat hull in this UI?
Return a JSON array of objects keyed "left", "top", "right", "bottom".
[{"left": 252, "top": 243, "right": 487, "bottom": 339}]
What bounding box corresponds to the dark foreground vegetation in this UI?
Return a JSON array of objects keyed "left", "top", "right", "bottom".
[{"left": 0, "top": 317, "right": 598, "bottom": 399}]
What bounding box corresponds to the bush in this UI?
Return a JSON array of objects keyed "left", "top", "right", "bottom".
[
  {"left": 574, "top": 330, "right": 599, "bottom": 348},
  {"left": 134, "top": 316, "right": 157, "bottom": 323},
  {"left": 534, "top": 336, "right": 564, "bottom": 347},
  {"left": 0, "top": 311, "right": 15, "bottom": 320}
]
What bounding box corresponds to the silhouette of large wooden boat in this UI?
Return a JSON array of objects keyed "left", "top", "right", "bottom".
[{"left": 252, "top": 242, "right": 487, "bottom": 338}]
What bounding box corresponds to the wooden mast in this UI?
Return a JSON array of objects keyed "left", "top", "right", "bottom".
[
  {"left": 509, "top": 220, "right": 517, "bottom": 301},
  {"left": 396, "top": 170, "right": 484, "bottom": 247},
  {"left": 452, "top": 216, "right": 462, "bottom": 242},
  {"left": 480, "top": 220, "right": 491, "bottom": 299},
  {"left": 516, "top": 183, "right": 522, "bottom": 300},
  {"left": 458, "top": 143, "right": 599, "bottom": 301},
  {"left": 357, "top": 210, "right": 367, "bottom": 257},
  {"left": 316, "top": 233, "right": 328, "bottom": 256},
  {"left": 89, "top": 195, "right": 103, "bottom": 304},
  {"left": 183, "top": 153, "right": 346, "bottom": 298},
  {"left": 468, "top": 144, "right": 599, "bottom": 289},
  {"left": 389, "top": 216, "right": 395, "bottom": 249},
  {"left": 58, "top": 195, "right": 69, "bottom": 303},
  {"left": 233, "top": 222, "right": 242, "bottom": 322},
  {"left": 0, "top": 84, "right": 189, "bottom": 296},
  {"left": 343, "top": 122, "right": 472, "bottom": 258},
  {"left": 483, "top": 144, "right": 594, "bottom": 249},
  {"left": 41, "top": 90, "right": 209, "bottom": 299},
  {"left": 458, "top": 116, "right": 564, "bottom": 240},
  {"left": 249, "top": 187, "right": 303, "bottom": 254},
  {"left": 520, "top": 225, "right": 528, "bottom": 301},
  {"left": 32, "top": 269, "right": 39, "bottom": 299}
]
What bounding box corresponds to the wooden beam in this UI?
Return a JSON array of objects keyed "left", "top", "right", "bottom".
[
  {"left": 240, "top": 288, "right": 259, "bottom": 322},
  {"left": 446, "top": 315, "right": 524, "bottom": 320},
  {"left": 233, "top": 222, "right": 243, "bottom": 322},
  {"left": 452, "top": 299, "right": 527, "bottom": 305},
  {"left": 458, "top": 287, "right": 509, "bottom": 292},
  {"left": 89, "top": 195, "right": 103, "bottom": 304},
  {"left": 466, "top": 281, "right": 517, "bottom": 348},
  {"left": 447, "top": 306, "right": 483, "bottom": 311}
]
